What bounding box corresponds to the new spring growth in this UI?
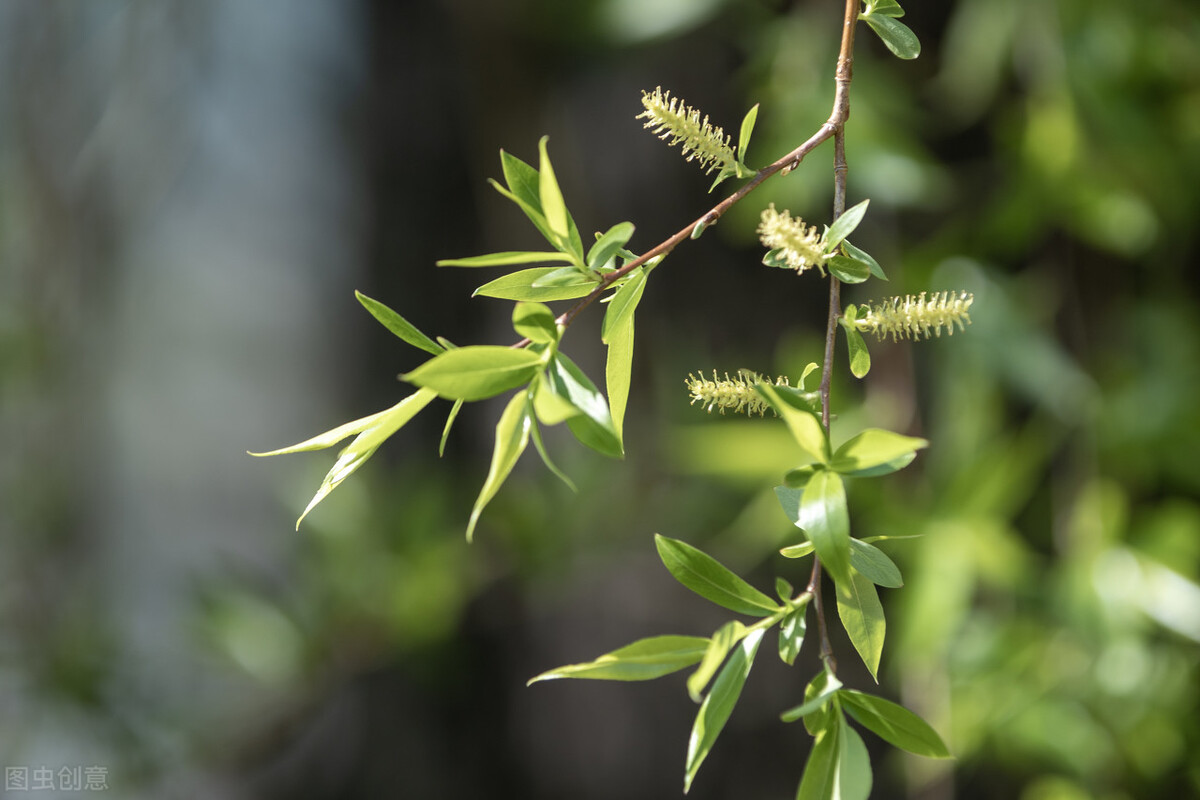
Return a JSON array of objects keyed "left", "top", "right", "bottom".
[
  {"left": 638, "top": 87, "right": 737, "bottom": 176},
  {"left": 758, "top": 204, "right": 830, "bottom": 276},
  {"left": 854, "top": 291, "right": 974, "bottom": 341},
  {"left": 686, "top": 370, "right": 792, "bottom": 416}
]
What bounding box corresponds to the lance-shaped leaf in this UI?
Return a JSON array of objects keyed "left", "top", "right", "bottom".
[
  {"left": 849, "top": 539, "right": 903, "bottom": 588},
  {"left": 861, "top": 13, "right": 921, "bottom": 59},
  {"left": 604, "top": 309, "right": 635, "bottom": 442},
  {"left": 839, "top": 306, "right": 872, "bottom": 379},
  {"left": 355, "top": 291, "right": 444, "bottom": 356},
  {"left": 781, "top": 669, "right": 843, "bottom": 724},
  {"left": 466, "top": 389, "right": 532, "bottom": 541},
  {"left": 797, "top": 470, "right": 852, "bottom": 587},
  {"left": 737, "top": 103, "right": 759, "bottom": 166},
  {"left": 655, "top": 535, "right": 779, "bottom": 617},
  {"left": 546, "top": 352, "right": 622, "bottom": 458},
  {"left": 683, "top": 628, "right": 765, "bottom": 793},
  {"left": 836, "top": 569, "right": 886, "bottom": 682},
  {"left": 473, "top": 267, "right": 598, "bottom": 302},
  {"left": 538, "top": 136, "right": 571, "bottom": 247},
  {"left": 826, "top": 255, "right": 871, "bottom": 284},
  {"left": 830, "top": 428, "right": 928, "bottom": 476},
  {"left": 402, "top": 346, "right": 543, "bottom": 401},
  {"left": 512, "top": 302, "right": 559, "bottom": 344},
  {"left": 825, "top": 199, "right": 869, "bottom": 253},
  {"left": 436, "top": 251, "right": 576, "bottom": 268},
  {"left": 687, "top": 620, "right": 745, "bottom": 702},
  {"left": 795, "top": 709, "right": 839, "bottom": 800},
  {"left": 439, "top": 399, "right": 464, "bottom": 457},
  {"left": 527, "top": 635, "right": 709, "bottom": 683},
  {"left": 842, "top": 240, "right": 887, "bottom": 280},
  {"left": 600, "top": 266, "right": 648, "bottom": 343},
  {"left": 838, "top": 689, "right": 951, "bottom": 758},
  {"left": 778, "top": 601, "right": 809, "bottom": 666},
  {"left": 755, "top": 382, "right": 829, "bottom": 464},
  {"left": 837, "top": 715, "right": 873, "bottom": 800},
  {"left": 495, "top": 149, "right": 584, "bottom": 261},
  {"left": 587, "top": 221, "right": 635, "bottom": 271},
  {"left": 249, "top": 388, "right": 438, "bottom": 528},
  {"left": 528, "top": 409, "right": 576, "bottom": 492}
]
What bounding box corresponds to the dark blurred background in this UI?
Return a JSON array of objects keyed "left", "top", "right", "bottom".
[{"left": 1, "top": 1, "right": 1197, "bottom": 798}]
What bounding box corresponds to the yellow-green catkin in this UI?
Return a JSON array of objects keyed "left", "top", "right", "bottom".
[
  {"left": 856, "top": 291, "right": 974, "bottom": 341},
  {"left": 758, "top": 204, "right": 829, "bottom": 275},
  {"left": 685, "top": 371, "right": 790, "bottom": 416},
  {"left": 638, "top": 87, "right": 737, "bottom": 176}
]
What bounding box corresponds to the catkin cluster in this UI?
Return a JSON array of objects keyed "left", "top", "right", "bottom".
[
  {"left": 685, "top": 371, "right": 791, "bottom": 416},
  {"left": 758, "top": 204, "right": 829, "bottom": 275},
  {"left": 856, "top": 291, "right": 974, "bottom": 341},
  {"left": 638, "top": 87, "right": 737, "bottom": 176}
]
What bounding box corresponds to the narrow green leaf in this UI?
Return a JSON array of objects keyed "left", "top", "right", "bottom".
[
  {"left": 849, "top": 539, "right": 904, "bottom": 588},
  {"left": 466, "top": 389, "right": 532, "bottom": 541},
  {"left": 604, "top": 311, "right": 635, "bottom": 443},
  {"left": 527, "top": 635, "right": 710, "bottom": 684},
  {"left": 655, "top": 535, "right": 779, "bottom": 617},
  {"left": 683, "top": 628, "right": 765, "bottom": 793},
  {"left": 755, "top": 383, "right": 829, "bottom": 464},
  {"left": 500, "top": 149, "right": 542, "bottom": 210},
  {"left": 825, "top": 199, "right": 870, "bottom": 253},
  {"left": 531, "top": 266, "right": 591, "bottom": 288},
  {"left": 487, "top": 178, "right": 558, "bottom": 250},
  {"left": 778, "top": 602, "right": 808, "bottom": 666},
  {"left": 290, "top": 388, "right": 437, "bottom": 527},
  {"left": 835, "top": 569, "right": 886, "bottom": 681},
  {"left": 436, "top": 251, "right": 575, "bottom": 268},
  {"left": 795, "top": 709, "right": 840, "bottom": 800},
  {"left": 439, "top": 398, "right": 464, "bottom": 457},
  {"left": 862, "top": 14, "right": 921, "bottom": 59},
  {"left": 473, "top": 267, "right": 597, "bottom": 302},
  {"left": 838, "top": 715, "right": 873, "bottom": 800},
  {"left": 780, "top": 541, "right": 815, "bottom": 560},
  {"left": 538, "top": 136, "right": 570, "bottom": 246},
  {"left": 839, "top": 690, "right": 951, "bottom": 758},
  {"left": 842, "top": 240, "right": 887, "bottom": 280},
  {"left": 775, "top": 485, "right": 804, "bottom": 526},
  {"left": 866, "top": 0, "right": 905, "bottom": 17},
  {"left": 249, "top": 408, "right": 391, "bottom": 457},
  {"left": 529, "top": 414, "right": 577, "bottom": 492},
  {"left": 831, "top": 428, "right": 928, "bottom": 475},
  {"left": 826, "top": 255, "right": 871, "bottom": 284},
  {"left": 601, "top": 266, "right": 648, "bottom": 342},
  {"left": 775, "top": 576, "right": 794, "bottom": 603},
  {"left": 798, "top": 471, "right": 852, "bottom": 587},
  {"left": 532, "top": 375, "right": 582, "bottom": 425},
  {"left": 512, "top": 302, "right": 559, "bottom": 344},
  {"left": 781, "top": 669, "right": 843, "bottom": 723},
  {"left": 402, "top": 346, "right": 543, "bottom": 401},
  {"left": 547, "top": 352, "right": 623, "bottom": 458},
  {"left": 737, "top": 103, "right": 759, "bottom": 164},
  {"left": 587, "top": 221, "right": 635, "bottom": 271},
  {"left": 687, "top": 621, "right": 745, "bottom": 702},
  {"left": 354, "top": 291, "right": 443, "bottom": 356}
]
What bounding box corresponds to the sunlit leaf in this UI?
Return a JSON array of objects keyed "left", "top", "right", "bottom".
[
  {"left": 512, "top": 301, "right": 559, "bottom": 344},
  {"left": 655, "top": 535, "right": 779, "bottom": 617},
  {"left": 546, "top": 353, "right": 623, "bottom": 458},
  {"left": 838, "top": 715, "right": 873, "bottom": 800},
  {"left": 436, "top": 251, "right": 576, "bottom": 268},
  {"left": 474, "top": 267, "right": 597, "bottom": 302},
  {"left": 827, "top": 255, "right": 872, "bottom": 284},
  {"left": 604, "top": 311, "right": 635, "bottom": 443},
  {"left": 755, "top": 382, "right": 829, "bottom": 464},
  {"left": 288, "top": 388, "right": 437, "bottom": 528},
  {"left": 439, "top": 399, "right": 463, "bottom": 457},
  {"left": 738, "top": 103, "right": 759, "bottom": 164},
  {"left": 587, "top": 221, "right": 635, "bottom": 271},
  {"left": 687, "top": 620, "right": 745, "bottom": 702},
  {"left": 798, "top": 470, "right": 852, "bottom": 587},
  {"left": 836, "top": 569, "right": 886, "bottom": 681},
  {"left": 466, "top": 389, "right": 532, "bottom": 541},
  {"left": 354, "top": 291, "right": 444, "bottom": 356},
  {"left": 839, "top": 690, "right": 951, "bottom": 758},
  {"left": 527, "top": 635, "right": 710, "bottom": 683},
  {"left": 402, "top": 346, "right": 543, "bottom": 401},
  {"left": 778, "top": 601, "right": 809, "bottom": 666},
  {"left": 600, "top": 266, "right": 648, "bottom": 343},
  {"left": 781, "top": 669, "right": 843, "bottom": 723},
  {"left": 683, "top": 629, "right": 765, "bottom": 793},
  {"left": 865, "top": 0, "right": 905, "bottom": 17},
  {"left": 538, "top": 136, "right": 570, "bottom": 246},
  {"left": 825, "top": 199, "right": 870, "bottom": 253},
  {"left": 831, "top": 428, "right": 928, "bottom": 475},
  {"left": 849, "top": 539, "right": 903, "bottom": 588},
  {"left": 780, "top": 541, "right": 815, "bottom": 560},
  {"left": 529, "top": 412, "right": 576, "bottom": 492}
]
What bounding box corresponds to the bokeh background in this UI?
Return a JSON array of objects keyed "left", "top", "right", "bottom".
[{"left": 1, "top": 0, "right": 1197, "bottom": 798}]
